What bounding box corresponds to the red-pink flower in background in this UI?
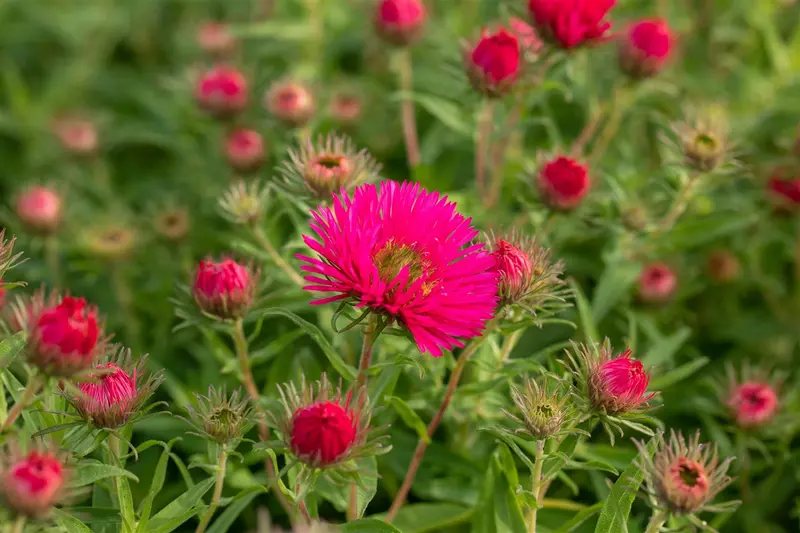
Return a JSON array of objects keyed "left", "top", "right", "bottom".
[
  {"left": 225, "top": 128, "right": 265, "bottom": 174},
  {"left": 638, "top": 262, "right": 677, "bottom": 304},
  {"left": 589, "top": 348, "right": 654, "bottom": 414},
  {"left": 16, "top": 186, "right": 62, "bottom": 235},
  {"left": 265, "top": 80, "right": 315, "bottom": 128},
  {"left": 298, "top": 181, "right": 498, "bottom": 356},
  {"left": 538, "top": 156, "right": 590, "bottom": 209},
  {"left": 197, "top": 22, "right": 236, "bottom": 56},
  {"left": 195, "top": 66, "right": 248, "bottom": 116},
  {"left": 727, "top": 381, "right": 779, "bottom": 428},
  {"left": 193, "top": 258, "right": 255, "bottom": 320},
  {"left": 291, "top": 401, "right": 357, "bottom": 466},
  {"left": 509, "top": 17, "right": 543, "bottom": 57},
  {"left": 53, "top": 117, "right": 98, "bottom": 156},
  {"left": 620, "top": 18, "right": 674, "bottom": 78},
  {"left": 768, "top": 169, "right": 800, "bottom": 210},
  {"left": 1, "top": 450, "right": 66, "bottom": 518},
  {"left": 467, "top": 27, "right": 521, "bottom": 96},
  {"left": 528, "top": 0, "right": 616, "bottom": 49},
  {"left": 375, "top": 0, "right": 426, "bottom": 45}
]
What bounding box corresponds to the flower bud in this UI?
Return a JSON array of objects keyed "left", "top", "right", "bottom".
[
  {"left": 155, "top": 208, "right": 191, "bottom": 241},
  {"left": 673, "top": 110, "right": 729, "bottom": 172},
  {"left": 192, "top": 258, "right": 255, "bottom": 320},
  {"left": 0, "top": 449, "right": 66, "bottom": 518},
  {"left": 195, "top": 66, "right": 248, "bottom": 117},
  {"left": 82, "top": 226, "right": 138, "bottom": 262},
  {"left": 509, "top": 17, "right": 543, "bottom": 59},
  {"left": 621, "top": 206, "right": 649, "bottom": 232},
  {"left": 225, "top": 128, "right": 265, "bottom": 174},
  {"left": 466, "top": 27, "right": 521, "bottom": 97},
  {"left": 504, "top": 376, "right": 573, "bottom": 439},
  {"left": 374, "top": 0, "right": 426, "bottom": 46},
  {"left": 619, "top": 19, "right": 674, "bottom": 78},
  {"left": 588, "top": 348, "right": 654, "bottom": 415},
  {"left": 706, "top": 250, "right": 739, "bottom": 284},
  {"left": 537, "top": 156, "right": 591, "bottom": 210},
  {"left": 27, "top": 296, "right": 103, "bottom": 377},
  {"left": 197, "top": 22, "right": 236, "bottom": 57},
  {"left": 291, "top": 401, "right": 357, "bottom": 466},
  {"left": 638, "top": 262, "right": 677, "bottom": 304},
  {"left": 726, "top": 378, "right": 779, "bottom": 429},
  {"left": 219, "top": 180, "right": 270, "bottom": 225},
  {"left": 767, "top": 168, "right": 800, "bottom": 211},
  {"left": 528, "top": 0, "right": 616, "bottom": 49},
  {"left": 186, "top": 387, "right": 254, "bottom": 444},
  {"left": 52, "top": 117, "right": 98, "bottom": 156},
  {"left": 329, "top": 93, "right": 363, "bottom": 126},
  {"left": 16, "top": 186, "right": 62, "bottom": 235},
  {"left": 265, "top": 80, "right": 315, "bottom": 128}
]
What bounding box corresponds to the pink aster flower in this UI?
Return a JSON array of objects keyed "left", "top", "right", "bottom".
[{"left": 298, "top": 181, "right": 498, "bottom": 356}]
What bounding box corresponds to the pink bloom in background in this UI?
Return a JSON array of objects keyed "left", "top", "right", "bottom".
[
  {"left": 491, "top": 239, "right": 532, "bottom": 298},
  {"left": 1, "top": 451, "right": 65, "bottom": 518},
  {"left": 638, "top": 262, "right": 677, "bottom": 304},
  {"left": 16, "top": 186, "right": 62, "bottom": 234},
  {"left": 589, "top": 348, "right": 654, "bottom": 414},
  {"left": 509, "top": 17, "right": 543, "bottom": 56},
  {"left": 193, "top": 258, "right": 255, "bottom": 320},
  {"left": 299, "top": 181, "right": 498, "bottom": 356},
  {"left": 538, "top": 156, "right": 590, "bottom": 209},
  {"left": 197, "top": 22, "right": 236, "bottom": 56},
  {"left": 467, "top": 27, "right": 521, "bottom": 96},
  {"left": 29, "top": 296, "right": 101, "bottom": 376},
  {"left": 195, "top": 66, "right": 248, "bottom": 116},
  {"left": 52, "top": 117, "right": 98, "bottom": 156},
  {"left": 265, "top": 80, "right": 315, "bottom": 128},
  {"left": 620, "top": 18, "right": 674, "bottom": 78},
  {"left": 329, "top": 93, "right": 363, "bottom": 126},
  {"left": 768, "top": 169, "right": 800, "bottom": 210},
  {"left": 225, "top": 128, "right": 265, "bottom": 173},
  {"left": 727, "top": 381, "right": 779, "bottom": 428},
  {"left": 375, "top": 0, "right": 427, "bottom": 45},
  {"left": 528, "top": 0, "right": 616, "bottom": 49},
  {"left": 291, "top": 401, "right": 357, "bottom": 466}
]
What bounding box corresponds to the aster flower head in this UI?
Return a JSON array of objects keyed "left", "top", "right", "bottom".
[
  {"left": 509, "top": 17, "right": 543, "bottom": 60},
  {"left": 298, "top": 181, "right": 498, "bottom": 357},
  {"left": 265, "top": 79, "right": 315, "bottom": 128},
  {"left": 195, "top": 66, "right": 249, "bottom": 117},
  {"left": 224, "top": 128, "right": 265, "bottom": 174},
  {"left": 528, "top": 0, "right": 616, "bottom": 49},
  {"left": 464, "top": 25, "right": 522, "bottom": 97},
  {"left": 719, "top": 363, "right": 782, "bottom": 430},
  {"left": 619, "top": 18, "right": 675, "bottom": 79},
  {"left": 80, "top": 224, "right": 139, "bottom": 262},
  {"left": 219, "top": 180, "right": 270, "bottom": 225},
  {"left": 536, "top": 154, "right": 591, "bottom": 210},
  {"left": 767, "top": 166, "right": 800, "bottom": 212},
  {"left": 16, "top": 185, "right": 63, "bottom": 235},
  {"left": 52, "top": 116, "right": 98, "bottom": 157},
  {"left": 185, "top": 386, "right": 255, "bottom": 445},
  {"left": 279, "top": 134, "right": 381, "bottom": 203},
  {"left": 374, "top": 0, "right": 427, "bottom": 46},
  {"left": 671, "top": 107, "right": 730, "bottom": 172},
  {"left": 154, "top": 207, "right": 191, "bottom": 242},
  {"left": 638, "top": 262, "right": 677, "bottom": 305},
  {"left": 0, "top": 443, "right": 70, "bottom": 519},
  {"left": 266, "top": 373, "right": 388, "bottom": 470},
  {"left": 197, "top": 22, "right": 236, "bottom": 57},
  {"left": 503, "top": 374, "right": 585, "bottom": 440},
  {"left": 636, "top": 430, "right": 737, "bottom": 516},
  {"left": 329, "top": 93, "right": 363, "bottom": 126},
  {"left": 66, "top": 346, "right": 163, "bottom": 429},
  {"left": 485, "top": 230, "right": 566, "bottom": 315},
  {"left": 192, "top": 257, "right": 257, "bottom": 321}
]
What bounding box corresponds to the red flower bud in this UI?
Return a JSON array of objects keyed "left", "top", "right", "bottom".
[
  {"left": 195, "top": 66, "right": 248, "bottom": 117},
  {"left": 528, "top": 0, "right": 616, "bottom": 49},
  {"left": 374, "top": 0, "right": 426, "bottom": 46},
  {"left": 491, "top": 239, "right": 532, "bottom": 299},
  {"left": 76, "top": 363, "right": 137, "bottom": 427},
  {"left": 290, "top": 401, "right": 357, "bottom": 466},
  {"left": 509, "top": 17, "right": 543, "bottom": 58},
  {"left": 52, "top": 117, "right": 98, "bottom": 156},
  {"left": 638, "top": 262, "right": 677, "bottom": 304},
  {"left": 1, "top": 451, "right": 65, "bottom": 518},
  {"left": 706, "top": 250, "right": 740, "bottom": 284},
  {"left": 16, "top": 186, "right": 62, "bottom": 235},
  {"left": 197, "top": 22, "right": 236, "bottom": 56},
  {"left": 329, "top": 93, "right": 363, "bottom": 126},
  {"left": 768, "top": 169, "right": 800, "bottom": 211},
  {"left": 466, "top": 27, "right": 521, "bottom": 97},
  {"left": 589, "top": 348, "right": 654, "bottom": 414},
  {"left": 620, "top": 18, "right": 674, "bottom": 78},
  {"left": 265, "top": 81, "right": 315, "bottom": 128},
  {"left": 28, "top": 296, "right": 102, "bottom": 377},
  {"left": 538, "top": 156, "right": 590, "bottom": 210},
  {"left": 225, "top": 128, "right": 265, "bottom": 174},
  {"left": 727, "top": 381, "right": 779, "bottom": 428},
  {"left": 193, "top": 259, "right": 255, "bottom": 320}
]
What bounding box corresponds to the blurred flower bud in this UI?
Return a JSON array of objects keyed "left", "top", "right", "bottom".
[
  {"left": 706, "top": 250, "right": 740, "bottom": 284},
  {"left": 374, "top": 0, "right": 426, "bottom": 46},
  {"left": 528, "top": 0, "right": 616, "bottom": 49},
  {"left": 219, "top": 180, "right": 269, "bottom": 225},
  {"left": 0, "top": 447, "right": 68, "bottom": 518},
  {"left": 195, "top": 66, "right": 249, "bottom": 117},
  {"left": 52, "top": 117, "right": 98, "bottom": 156},
  {"left": 185, "top": 386, "right": 254, "bottom": 445},
  {"left": 197, "top": 22, "right": 236, "bottom": 57},
  {"left": 537, "top": 156, "right": 591, "bottom": 210},
  {"left": 673, "top": 110, "right": 729, "bottom": 172},
  {"left": 509, "top": 17, "right": 543, "bottom": 59},
  {"left": 619, "top": 19, "right": 674, "bottom": 79},
  {"left": 16, "top": 186, "right": 62, "bottom": 235},
  {"left": 155, "top": 208, "right": 191, "bottom": 241},
  {"left": 329, "top": 93, "right": 363, "bottom": 126},
  {"left": 621, "top": 206, "right": 649, "bottom": 232},
  {"left": 225, "top": 128, "right": 265, "bottom": 174},
  {"left": 767, "top": 167, "right": 800, "bottom": 211},
  {"left": 192, "top": 258, "right": 255, "bottom": 320},
  {"left": 638, "top": 262, "right": 677, "bottom": 304},
  {"left": 82, "top": 226, "right": 139, "bottom": 262},
  {"left": 466, "top": 27, "right": 521, "bottom": 97},
  {"left": 265, "top": 80, "right": 315, "bottom": 128}
]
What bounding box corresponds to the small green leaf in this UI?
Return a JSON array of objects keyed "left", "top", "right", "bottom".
[
  {"left": 0, "top": 331, "right": 25, "bottom": 368},
  {"left": 149, "top": 476, "right": 216, "bottom": 531},
  {"left": 591, "top": 262, "right": 640, "bottom": 324},
  {"left": 387, "top": 396, "right": 430, "bottom": 444},
  {"left": 207, "top": 486, "right": 267, "bottom": 533},
  {"left": 54, "top": 509, "right": 95, "bottom": 533},
  {"left": 570, "top": 279, "right": 598, "bottom": 344},
  {"left": 339, "top": 519, "right": 402, "bottom": 533},
  {"left": 391, "top": 92, "right": 472, "bottom": 136},
  {"left": 650, "top": 357, "right": 709, "bottom": 390},
  {"left": 641, "top": 327, "right": 691, "bottom": 367},
  {"left": 137, "top": 440, "right": 178, "bottom": 533},
  {"left": 553, "top": 502, "right": 604, "bottom": 533},
  {"left": 68, "top": 460, "right": 139, "bottom": 488},
  {"left": 117, "top": 476, "right": 136, "bottom": 533},
  {"left": 375, "top": 503, "right": 472, "bottom": 533}
]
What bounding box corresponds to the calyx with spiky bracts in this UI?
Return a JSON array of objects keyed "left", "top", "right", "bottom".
[
  {"left": 266, "top": 373, "right": 389, "bottom": 471},
  {"left": 218, "top": 180, "right": 270, "bottom": 226},
  {"left": 502, "top": 374, "right": 586, "bottom": 440},
  {"left": 635, "top": 430, "right": 738, "bottom": 517},
  {"left": 278, "top": 134, "right": 381, "bottom": 202},
  {"left": 65, "top": 346, "right": 163, "bottom": 429},
  {"left": 0, "top": 230, "right": 25, "bottom": 282},
  {"left": 184, "top": 386, "right": 255, "bottom": 445},
  {"left": 671, "top": 107, "right": 731, "bottom": 172},
  {"left": 0, "top": 442, "right": 71, "bottom": 519}
]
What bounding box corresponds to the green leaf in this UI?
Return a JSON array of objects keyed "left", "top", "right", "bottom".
[
  {"left": 392, "top": 92, "right": 472, "bottom": 136},
  {"left": 207, "top": 486, "right": 267, "bottom": 533},
  {"left": 387, "top": 396, "right": 430, "bottom": 444},
  {"left": 593, "top": 436, "right": 657, "bottom": 533},
  {"left": 553, "top": 502, "right": 604, "bottom": 533},
  {"left": 316, "top": 458, "right": 378, "bottom": 519},
  {"left": 151, "top": 507, "right": 210, "bottom": 533},
  {"left": 54, "top": 509, "right": 96, "bottom": 533},
  {"left": 149, "top": 476, "right": 216, "bottom": 531},
  {"left": 258, "top": 308, "right": 357, "bottom": 381},
  {"left": 137, "top": 440, "right": 178, "bottom": 533},
  {"left": 117, "top": 476, "right": 136, "bottom": 533},
  {"left": 569, "top": 279, "right": 598, "bottom": 344},
  {"left": 591, "top": 263, "right": 640, "bottom": 324},
  {"left": 67, "top": 460, "right": 139, "bottom": 488},
  {"left": 0, "top": 331, "right": 25, "bottom": 368},
  {"left": 641, "top": 327, "right": 691, "bottom": 367},
  {"left": 649, "top": 357, "right": 709, "bottom": 390},
  {"left": 339, "top": 519, "right": 402, "bottom": 533},
  {"left": 376, "top": 503, "right": 472, "bottom": 533}
]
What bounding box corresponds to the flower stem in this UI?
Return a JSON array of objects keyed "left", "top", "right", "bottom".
[
  {"left": 486, "top": 100, "right": 522, "bottom": 208},
  {"left": 252, "top": 225, "right": 305, "bottom": 287},
  {"left": 527, "top": 440, "right": 546, "bottom": 533},
  {"left": 475, "top": 100, "right": 495, "bottom": 197},
  {"left": 111, "top": 264, "right": 141, "bottom": 350},
  {"left": 195, "top": 445, "right": 228, "bottom": 533},
  {"left": 44, "top": 236, "right": 61, "bottom": 288},
  {"left": 386, "top": 317, "right": 499, "bottom": 521},
  {"left": 10, "top": 515, "right": 25, "bottom": 533},
  {"left": 397, "top": 48, "right": 421, "bottom": 169},
  {"left": 651, "top": 172, "right": 702, "bottom": 236},
  {"left": 0, "top": 375, "right": 43, "bottom": 433},
  {"left": 644, "top": 509, "right": 668, "bottom": 533},
  {"left": 297, "top": 481, "right": 312, "bottom": 523},
  {"left": 589, "top": 85, "right": 628, "bottom": 165}
]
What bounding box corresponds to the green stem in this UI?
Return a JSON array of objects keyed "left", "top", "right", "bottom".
[
  {"left": 44, "top": 236, "right": 61, "bottom": 288},
  {"left": 195, "top": 446, "right": 228, "bottom": 533},
  {"left": 252, "top": 226, "right": 305, "bottom": 287},
  {"left": 644, "top": 509, "right": 668, "bottom": 533},
  {"left": 111, "top": 265, "right": 141, "bottom": 349},
  {"left": 528, "top": 440, "right": 545, "bottom": 533},
  {"left": 475, "top": 100, "right": 495, "bottom": 197},
  {"left": 386, "top": 316, "right": 501, "bottom": 521},
  {"left": 397, "top": 48, "right": 421, "bottom": 169},
  {"left": 10, "top": 515, "right": 25, "bottom": 533},
  {"left": 651, "top": 172, "right": 702, "bottom": 236},
  {"left": 0, "top": 375, "right": 42, "bottom": 433},
  {"left": 589, "top": 85, "right": 629, "bottom": 165}
]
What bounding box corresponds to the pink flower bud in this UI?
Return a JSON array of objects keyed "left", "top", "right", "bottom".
[
  {"left": 509, "top": 17, "right": 543, "bottom": 58},
  {"left": 538, "top": 156, "right": 590, "bottom": 210},
  {"left": 16, "top": 186, "right": 62, "bottom": 234},
  {"left": 225, "top": 128, "right": 265, "bottom": 174},
  {"left": 76, "top": 363, "right": 137, "bottom": 428},
  {"left": 768, "top": 168, "right": 800, "bottom": 211},
  {"left": 193, "top": 259, "right": 255, "bottom": 320},
  {"left": 706, "top": 250, "right": 740, "bottom": 284},
  {"left": 52, "top": 117, "right": 98, "bottom": 156},
  {"left": 466, "top": 27, "right": 521, "bottom": 97},
  {"left": 589, "top": 348, "right": 653, "bottom": 414},
  {"left": 197, "top": 22, "right": 236, "bottom": 56},
  {"left": 195, "top": 66, "right": 248, "bottom": 117},
  {"left": 329, "top": 93, "right": 363, "bottom": 126},
  {"left": 28, "top": 296, "right": 102, "bottom": 377},
  {"left": 265, "top": 81, "right": 315, "bottom": 128},
  {"left": 620, "top": 18, "right": 674, "bottom": 78},
  {"left": 727, "top": 381, "right": 779, "bottom": 428},
  {"left": 1, "top": 451, "right": 65, "bottom": 518},
  {"left": 638, "top": 262, "right": 677, "bottom": 304},
  {"left": 528, "top": 0, "right": 616, "bottom": 49},
  {"left": 374, "top": 0, "right": 426, "bottom": 46},
  {"left": 491, "top": 239, "right": 533, "bottom": 299},
  {"left": 290, "top": 401, "right": 357, "bottom": 466}
]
